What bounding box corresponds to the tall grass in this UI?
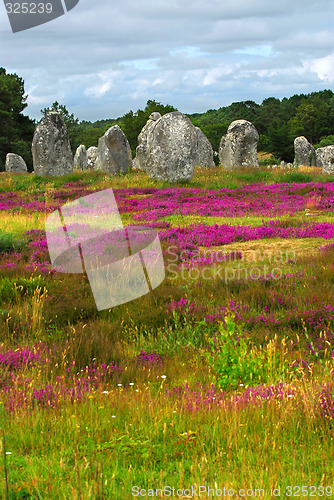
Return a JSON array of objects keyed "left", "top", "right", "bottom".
[
  {"left": 0, "top": 167, "right": 334, "bottom": 497},
  {"left": 0, "top": 367, "right": 333, "bottom": 498},
  {"left": 1, "top": 164, "right": 334, "bottom": 194}
]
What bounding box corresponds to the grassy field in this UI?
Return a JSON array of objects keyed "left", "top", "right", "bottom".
[{"left": 0, "top": 165, "right": 333, "bottom": 499}]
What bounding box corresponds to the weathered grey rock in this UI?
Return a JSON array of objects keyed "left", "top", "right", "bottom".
[
  {"left": 219, "top": 120, "right": 259, "bottom": 169},
  {"left": 73, "top": 144, "right": 87, "bottom": 171},
  {"left": 5, "top": 153, "right": 28, "bottom": 173},
  {"left": 280, "top": 161, "right": 286, "bottom": 169},
  {"left": 194, "top": 127, "right": 215, "bottom": 168},
  {"left": 132, "top": 157, "right": 139, "bottom": 170},
  {"left": 148, "top": 112, "right": 161, "bottom": 121},
  {"left": 137, "top": 111, "right": 198, "bottom": 182},
  {"left": 87, "top": 146, "right": 98, "bottom": 169},
  {"left": 136, "top": 112, "right": 161, "bottom": 171},
  {"left": 95, "top": 125, "right": 132, "bottom": 175},
  {"left": 316, "top": 145, "right": 334, "bottom": 173},
  {"left": 293, "top": 136, "right": 317, "bottom": 167},
  {"left": 32, "top": 112, "right": 73, "bottom": 177}
]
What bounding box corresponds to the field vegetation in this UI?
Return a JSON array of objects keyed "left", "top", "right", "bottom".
[{"left": 0, "top": 166, "right": 333, "bottom": 498}]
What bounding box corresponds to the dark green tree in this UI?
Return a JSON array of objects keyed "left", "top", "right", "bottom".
[
  {"left": 0, "top": 67, "right": 35, "bottom": 171},
  {"left": 267, "top": 119, "right": 294, "bottom": 162},
  {"left": 190, "top": 120, "right": 229, "bottom": 155},
  {"left": 78, "top": 127, "right": 104, "bottom": 149},
  {"left": 289, "top": 101, "right": 327, "bottom": 144},
  {"left": 315, "top": 135, "right": 334, "bottom": 148},
  {"left": 41, "top": 101, "right": 79, "bottom": 128},
  {"left": 259, "top": 97, "right": 281, "bottom": 127}
]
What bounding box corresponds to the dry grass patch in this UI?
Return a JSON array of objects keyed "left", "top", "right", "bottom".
[
  {"left": 200, "top": 237, "right": 334, "bottom": 263},
  {"left": 126, "top": 194, "right": 153, "bottom": 199},
  {"left": 297, "top": 166, "right": 323, "bottom": 174},
  {"left": 257, "top": 151, "right": 275, "bottom": 161},
  {"left": 0, "top": 212, "right": 46, "bottom": 235}
]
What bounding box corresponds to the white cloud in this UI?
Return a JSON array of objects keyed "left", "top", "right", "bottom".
[
  {"left": 84, "top": 70, "right": 121, "bottom": 99},
  {"left": 304, "top": 53, "right": 334, "bottom": 82},
  {"left": 0, "top": 0, "right": 333, "bottom": 121},
  {"left": 203, "top": 65, "right": 236, "bottom": 86}
]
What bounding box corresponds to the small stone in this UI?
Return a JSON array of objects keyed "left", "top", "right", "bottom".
[
  {"left": 132, "top": 157, "right": 139, "bottom": 170},
  {"left": 5, "top": 153, "right": 28, "bottom": 173},
  {"left": 316, "top": 145, "right": 334, "bottom": 174},
  {"left": 73, "top": 144, "right": 87, "bottom": 171},
  {"left": 86, "top": 146, "right": 98, "bottom": 169}
]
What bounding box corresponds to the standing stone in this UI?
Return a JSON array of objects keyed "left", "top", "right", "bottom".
[
  {"left": 5, "top": 153, "right": 28, "bottom": 173},
  {"left": 137, "top": 111, "right": 198, "bottom": 182},
  {"left": 280, "top": 161, "right": 286, "bottom": 169},
  {"left": 293, "top": 136, "right": 317, "bottom": 167},
  {"left": 132, "top": 157, "right": 139, "bottom": 170},
  {"left": 316, "top": 145, "right": 334, "bottom": 173},
  {"left": 219, "top": 120, "right": 259, "bottom": 169},
  {"left": 73, "top": 145, "right": 87, "bottom": 171},
  {"left": 136, "top": 112, "right": 161, "bottom": 171},
  {"left": 194, "top": 127, "right": 215, "bottom": 168},
  {"left": 87, "top": 146, "right": 98, "bottom": 169},
  {"left": 32, "top": 112, "right": 73, "bottom": 177},
  {"left": 147, "top": 111, "right": 161, "bottom": 121},
  {"left": 95, "top": 125, "right": 132, "bottom": 175}
]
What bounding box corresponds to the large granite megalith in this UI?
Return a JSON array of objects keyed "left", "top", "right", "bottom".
[
  {"left": 32, "top": 111, "right": 73, "bottom": 177},
  {"left": 136, "top": 111, "right": 198, "bottom": 182},
  {"left": 136, "top": 112, "right": 161, "bottom": 171},
  {"left": 293, "top": 136, "right": 317, "bottom": 167},
  {"left": 95, "top": 125, "right": 132, "bottom": 175},
  {"left": 194, "top": 127, "right": 215, "bottom": 168},
  {"left": 219, "top": 120, "right": 259, "bottom": 169}
]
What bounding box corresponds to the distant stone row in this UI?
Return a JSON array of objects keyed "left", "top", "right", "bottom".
[
  {"left": 293, "top": 136, "right": 334, "bottom": 173},
  {"left": 5, "top": 112, "right": 334, "bottom": 180}
]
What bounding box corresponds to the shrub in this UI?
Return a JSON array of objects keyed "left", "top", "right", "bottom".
[
  {"left": 315, "top": 135, "right": 334, "bottom": 149},
  {"left": 0, "top": 276, "right": 47, "bottom": 303},
  {"left": 0, "top": 232, "right": 26, "bottom": 253},
  {"left": 203, "top": 313, "right": 294, "bottom": 390},
  {"left": 233, "top": 169, "right": 271, "bottom": 183},
  {"left": 278, "top": 171, "right": 312, "bottom": 183}
]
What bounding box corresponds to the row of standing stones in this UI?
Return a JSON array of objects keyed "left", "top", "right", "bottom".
[{"left": 4, "top": 111, "right": 334, "bottom": 181}]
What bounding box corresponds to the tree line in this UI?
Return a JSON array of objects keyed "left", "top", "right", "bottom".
[{"left": 1, "top": 66, "right": 334, "bottom": 171}]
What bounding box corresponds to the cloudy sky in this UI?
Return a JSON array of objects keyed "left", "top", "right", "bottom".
[{"left": 1, "top": 0, "right": 334, "bottom": 122}]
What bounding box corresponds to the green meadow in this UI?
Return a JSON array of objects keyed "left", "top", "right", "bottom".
[{"left": 0, "top": 166, "right": 333, "bottom": 499}]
